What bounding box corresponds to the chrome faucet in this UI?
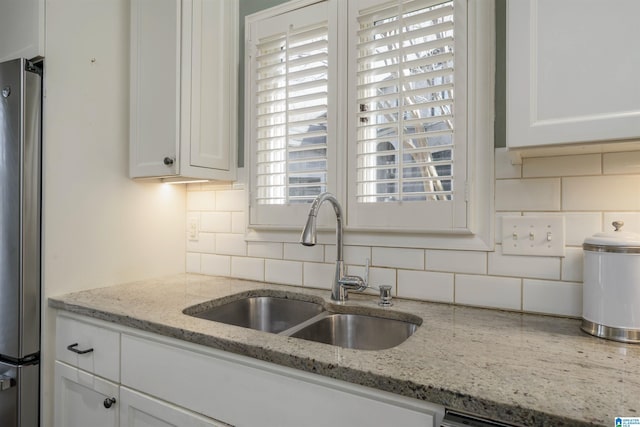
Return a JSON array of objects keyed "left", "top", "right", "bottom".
[{"left": 300, "top": 192, "right": 367, "bottom": 302}]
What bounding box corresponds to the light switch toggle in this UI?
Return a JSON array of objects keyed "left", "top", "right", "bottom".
[{"left": 547, "top": 232, "right": 552, "bottom": 241}]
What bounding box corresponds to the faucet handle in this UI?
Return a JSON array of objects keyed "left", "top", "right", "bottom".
[{"left": 364, "top": 258, "right": 370, "bottom": 287}]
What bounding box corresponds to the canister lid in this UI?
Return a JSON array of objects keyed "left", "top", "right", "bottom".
[{"left": 583, "top": 221, "right": 640, "bottom": 252}]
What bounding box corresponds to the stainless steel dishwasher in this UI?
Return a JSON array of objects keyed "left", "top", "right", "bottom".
[{"left": 441, "top": 410, "right": 518, "bottom": 427}]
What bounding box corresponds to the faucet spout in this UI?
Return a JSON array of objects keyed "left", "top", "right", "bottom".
[{"left": 299, "top": 192, "right": 349, "bottom": 301}]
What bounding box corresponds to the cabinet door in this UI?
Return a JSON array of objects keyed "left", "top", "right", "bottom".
[
  {"left": 54, "top": 361, "right": 119, "bottom": 427},
  {"left": 507, "top": 0, "right": 640, "bottom": 148},
  {"left": 181, "top": 0, "right": 237, "bottom": 177},
  {"left": 120, "top": 386, "right": 229, "bottom": 427},
  {"left": 130, "top": 0, "right": 181, "bottom": 178},
  {"left": 0, "top": 0, "right": 44, "bottom": 61}
]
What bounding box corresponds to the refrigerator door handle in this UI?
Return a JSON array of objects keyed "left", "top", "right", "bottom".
[
  {"left": 66, "top": 343, "right": 94, "bottom": 355},
  {"left": 0, "top": 375, "right": 16, "bottom": 391}
]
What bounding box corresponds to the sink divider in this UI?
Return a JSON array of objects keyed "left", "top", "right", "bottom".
[{"left": 279, "top": 312, "right": 331, "bottom": 337}]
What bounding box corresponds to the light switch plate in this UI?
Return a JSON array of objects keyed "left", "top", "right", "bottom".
[
  {"left": 501, "top": 215, "right": 565, "bottom": 256},
  {"left": 187, "top": 217, "right": 199, "bottom": 241}
]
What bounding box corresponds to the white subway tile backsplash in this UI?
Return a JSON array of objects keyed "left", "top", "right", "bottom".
[
  {"left": 303, "top": 262, "right": 335, "bottom": 290},
  {"left": 231, "top": 257, "right": 264, "bottom": 281},
  {"left": 187, "top": 191, "right": 215, "bottom": 211},
  {"left": 372, "top": 247, "right": 424, "bottom": 270},
  {"left": 495, "top": 148, "right": 521, "bottom": 179},
  {"left": 425, "top": 250, "right": 487, "bottom": 274},
  {"left": 231, "top": 212, "right": 246, "bottom": 234},
  {"left": 201, "top": 254, "right": 231, "bottom": 277},
  {"left": 200, "top": 212, "right": 232, "bottom": 233},
  {"left": 455, "top": 275, "right": 521, "bottom": 311},
  {"left": 523, "top": 280, "right": 582, "bottom": 317},
  {"left": 215, "top": 234, "right": 247, "bottom": 256},
  {"left": 215, "top": 190, "right": 245, "bottom": 212},
  {"left": 561, "top": 247, "right": 583, "bottom": 283},
  {"left": 495, "top": 179, "right": 561, "bottom": 211},
  {"left": 603, "top": 151, "right": 640, "bottom": 175},
  {"left": 186, "top": 253, "right": 201, "bottom": 273},
  {"left": 265, "top": 259, "right": 302, "bottom": 286},
  {"left": 186, "top": 232, "right": 216, "bottom": 254},
  {"left": 398, "top": 270, "right": 454, "bottom": 303},
  {"left": 184, "top": 148, "right": 640, "bottom": 314},
  {"left": 563, "top": 176, "right": 640, "bottom": 211},
  {"left": 286, "top": 243, "right": 324, "bottom": 262},
  {"left": 561, "top": 212, "right": 602, "bottom": 246},
  {"left": 348, "top": 246, "right": 372, "bottom": 265},
  {"left": 248, "top": 242, "right": 283, "bottom": 259},
  {"left": 523, "top": 154, "right": 601, "bottom": 178},
  {"left": 324, "top": 245, "right": 372, "bottom": 266},
  {"left": 488, "top": 245, "right": 560, "bottom": 280}
]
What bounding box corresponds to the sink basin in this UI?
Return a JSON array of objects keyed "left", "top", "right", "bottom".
[
  {"left": 185, "top": 292, "right": 420, "bottom": 350},
  {"left": 290, "top": 313, "right": 418, "bottom": 350},
  {"left": 186, "top": 296, "right": 325, "bottom": 334}
]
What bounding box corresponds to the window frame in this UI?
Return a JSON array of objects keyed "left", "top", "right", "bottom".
[{"left": 244, "top": 0, "right": 495, "bottom": 251}]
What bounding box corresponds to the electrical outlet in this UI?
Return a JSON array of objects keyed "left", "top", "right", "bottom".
[
  {"left": 187, "top": 217, "right": 199, "bottom": 241},
  {"left": 501, "top": 216, "right": 565, "bottom": 256}
]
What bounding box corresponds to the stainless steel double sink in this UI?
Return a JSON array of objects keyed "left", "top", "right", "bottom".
[{"left": 183, "top": 293, "right": 420, "bottom": 351}]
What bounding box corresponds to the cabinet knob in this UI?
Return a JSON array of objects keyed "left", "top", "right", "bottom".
[
  {"left": 163, "top": 156, "right": 175, "bottom": 166},
  {"left": 103, "top": 397, "right": 116, "bottom": 409}
]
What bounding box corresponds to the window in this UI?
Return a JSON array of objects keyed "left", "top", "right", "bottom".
[
  {"left": 254, "top": 17, "right": 329, "bottom": 205},
  {"left": 346, "top": 0, "right": 468, "bottom": 231},
  {"left": 246, "top": 0, "right": 494, "bottom": 247},
  {"left": 247, "top": 1, "right": 337, "bottom": 228}
]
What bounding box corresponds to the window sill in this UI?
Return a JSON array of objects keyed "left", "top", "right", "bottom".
[{"left": 245, "top": 225, "right": 494, "bottom": 252}]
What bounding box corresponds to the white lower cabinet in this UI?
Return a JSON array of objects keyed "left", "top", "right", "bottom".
[
  {"left": 54, "top": 361, "right": 119, "bottom": 427},
  {"left": 120, "top": 386, "right": 228, "bottom": 427},
  {"left": 55, "top": 313, "right": 445, "bottom": 427}
]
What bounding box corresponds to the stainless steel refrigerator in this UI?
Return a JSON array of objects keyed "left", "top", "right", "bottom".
[{"left": 0, "top": 58, "right": 42, "bottom": 427}]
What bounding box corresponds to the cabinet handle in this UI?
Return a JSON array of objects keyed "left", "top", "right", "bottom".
[
  {"left": 103, "top": 397, "right": 116, "bottom": 409},
  {"left": 66, "top": 343, "right": 94, "bottom": 355},
  {"left": 163, "top": 156, "right": 175, "bottom": 166}
]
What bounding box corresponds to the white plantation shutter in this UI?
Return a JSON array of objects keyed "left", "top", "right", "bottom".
[
  {"left": 248, "top": 1, "right": 337, "bottom": 227},
  {"left": 347, "top": 0, "right": 468, "bottom": 231}
]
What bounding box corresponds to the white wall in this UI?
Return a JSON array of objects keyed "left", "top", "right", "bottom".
[
  {"left": 186, "top": 147, "right": 640, "bottom": 320},
  {"left": 41, "top": 0, "right": 186, "bottom": 424}
]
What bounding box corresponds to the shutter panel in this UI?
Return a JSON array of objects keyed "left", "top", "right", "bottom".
[
  {"left": 355, "top": 0, "right": 455, "bottom": 203},
  {"left": 254, "top": 20, "right": 329, "bottom": 205}
]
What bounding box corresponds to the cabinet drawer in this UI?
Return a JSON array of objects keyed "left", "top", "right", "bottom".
[
  {"left": 56, "top": 315, "right": 120, "bottom": 382},
  {"left": 122, "top": 334, "right": 439, "bottom": 427}
]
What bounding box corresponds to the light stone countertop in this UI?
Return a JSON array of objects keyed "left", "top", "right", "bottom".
[{"left": 49, "top": 273, "right": 640, "bottom": 427}]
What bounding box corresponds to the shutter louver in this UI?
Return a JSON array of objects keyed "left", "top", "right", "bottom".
[
  {"left": 355, "top": 0, "right": 455, "bottom": 203},
  {"left": 255, "top": 22, "right": 329, "bottom": 205}
]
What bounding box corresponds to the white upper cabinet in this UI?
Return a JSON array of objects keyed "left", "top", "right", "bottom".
[
  {"left": 507, "top": 0, "right": 640, "bottom": 152},
  {"left": 0, "top": 0, "right": 44, "bottom": 62},
  {"left": 130, "top": 0, "right": 237, "bottom": 181}
]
